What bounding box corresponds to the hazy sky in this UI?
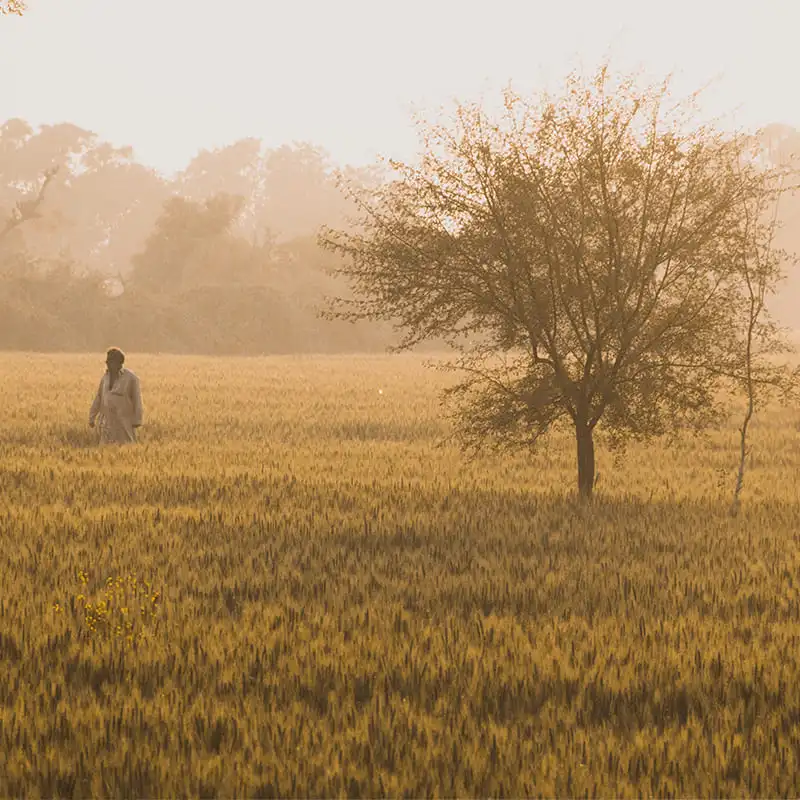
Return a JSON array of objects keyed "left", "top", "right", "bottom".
[{"left": 1, "top": 0, "right": 797, "bottom": 175}]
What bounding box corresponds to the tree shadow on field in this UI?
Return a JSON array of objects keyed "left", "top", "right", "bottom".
[
  {"left": 328, "top": 483, "right": 797, "bottom": 562},
  {"left": 320, "top": 484, "right": 800, "bottom": 622}
]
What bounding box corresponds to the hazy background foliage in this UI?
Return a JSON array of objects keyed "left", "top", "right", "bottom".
[
  {"left": 0, "top": 120, "right": 799, "bottom": 355},
  {"left": 0, "top": 123, "right": 397, "bottom": 353}
]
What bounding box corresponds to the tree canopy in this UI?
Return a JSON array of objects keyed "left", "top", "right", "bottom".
[{"left": 321, "top": 67, "right": 799, "bottom": 497}]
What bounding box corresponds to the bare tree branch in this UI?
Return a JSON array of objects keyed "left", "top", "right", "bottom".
[{"left": 0, "top": 167, "right": 59, "bottom": 243}]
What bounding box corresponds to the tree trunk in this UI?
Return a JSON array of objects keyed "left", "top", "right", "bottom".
[{"left": 576, "top": 422, "right": 595, "bottom": 499}]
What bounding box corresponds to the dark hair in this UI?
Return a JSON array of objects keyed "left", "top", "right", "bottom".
[{"left": 106, "top": 347, "right": 125, "bottom": 364}]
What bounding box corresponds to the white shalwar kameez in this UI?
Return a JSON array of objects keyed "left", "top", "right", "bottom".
[{"left": 89, "top": 368, "right": 143, "bottom": 444}]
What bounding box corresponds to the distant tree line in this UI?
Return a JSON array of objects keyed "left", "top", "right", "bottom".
[
  {"left": 0, "top": 123, "right": 394, "bottom": 353},
  {"left": 1, "top": 117, "right": 799, "bottom": 357}
]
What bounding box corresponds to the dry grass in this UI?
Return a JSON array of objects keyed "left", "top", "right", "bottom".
[{"left": 1, "top": 352, "right": 800, "bottom": 797}]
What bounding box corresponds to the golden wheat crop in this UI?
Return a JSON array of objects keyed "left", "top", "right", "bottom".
[{"left": 1, "top": 352, "right": 799, "bottom": 797}]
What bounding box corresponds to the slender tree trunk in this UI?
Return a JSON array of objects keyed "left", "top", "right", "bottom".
[
  {"left": 731, "top": 396, "right": 753, "bottom": 517},
  {"left": 576, "top": 421, "right": 595, "bottom": 499},
  {"left": 731, "top": 312, "right": 757, "bottom": 517}
]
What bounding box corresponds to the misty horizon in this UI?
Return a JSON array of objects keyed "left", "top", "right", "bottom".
[{"left": 2, "top": 0, "right": 800, "bottom": 178}]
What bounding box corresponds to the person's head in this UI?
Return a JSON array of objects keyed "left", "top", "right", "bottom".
[{"left": 105, "top": 347, "right": 125, "bottom": 373}]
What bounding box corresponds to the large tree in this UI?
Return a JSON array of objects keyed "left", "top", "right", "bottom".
[{"left": 321, "top": 67, "right": 798, "bottom": 498}]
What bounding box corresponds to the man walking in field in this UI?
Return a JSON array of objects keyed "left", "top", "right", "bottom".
[{"left": 89, "top": 347, "right": 143, "bottom": 444}]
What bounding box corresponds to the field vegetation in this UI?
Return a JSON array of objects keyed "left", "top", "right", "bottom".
[{"left": 1, "top": 352, "right": 800, "bottom": 797}]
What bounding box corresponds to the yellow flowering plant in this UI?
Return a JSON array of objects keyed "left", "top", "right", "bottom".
[{"left": 56, "top": 570, "right": 162, "bottom": 645}]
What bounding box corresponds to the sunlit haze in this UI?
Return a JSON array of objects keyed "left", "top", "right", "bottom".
[
  {"left": 6, "top": 2, "right": 800, "bottom": 796},
  {"left": 2, "top": 0, "right": 798, "bottom": 174}
]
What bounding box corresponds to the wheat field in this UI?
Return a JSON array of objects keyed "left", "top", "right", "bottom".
[{"left": 1, "top": 351, "right": 800, "bottom": 798}]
